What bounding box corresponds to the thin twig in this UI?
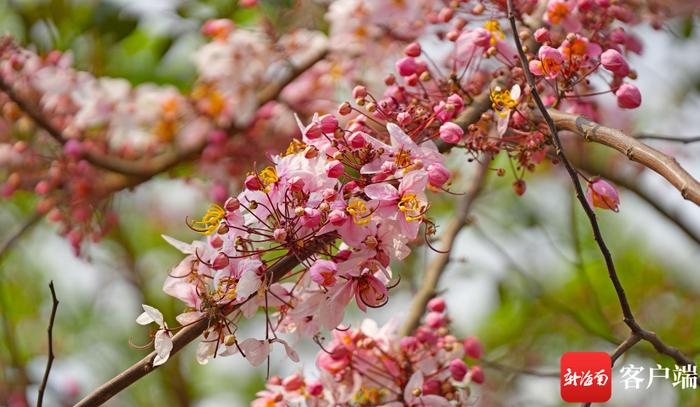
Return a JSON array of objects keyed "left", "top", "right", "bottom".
[
  {"left": 507, "top": 0, "right": 694, "bottom": 373},
  {"left": 0, "top": 212, "right": 41, "bottom": 259},
  {"left": 398, "top": 159, "right": 490, "bottom": 337},
  {"left": 37, "top": 281, "right": 59, "bottom": 407},
  {"left": 548, "top": 110, "right": 700, "bottom": 207},
  {"left": 634, "top": 133, "right": 700, "bottom": 144}
]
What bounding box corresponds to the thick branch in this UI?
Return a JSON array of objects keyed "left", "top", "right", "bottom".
[
  {"left": 548, "top": 109, "right": 700, "bottom": 207},
  {"left": 37, "top": 281, "right": 59, "bottom": 407},
  {"left": 74, "top": 236, "right": 332, "bottom": 407},
  {"left": 398, "top": 159, "right": 490, "bottom": 337}
]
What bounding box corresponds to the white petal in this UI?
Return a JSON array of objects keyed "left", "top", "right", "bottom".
[
  {"left": 141, "top": 304, "right": 165, "bottom": 328},
  {"left": 236, "top": 270, "right": 262, "bottom": 300},
  {"left": 240, "top": 338, "right": 270, "bottom": 367},
  {"left": 510, "top": 84, "right": 521, "bottom": 100},
  {"left": 136, "top": 311, "right": 153, "bottom": 325},
  {"left": 273, "top": 338, "right": 300, "bottom": 363},
  {"left": 152, "top": 330, "right": 173, "bottom": 367},
  {"left": 161, "top": 235, "right": 194, "bottom": 254}
]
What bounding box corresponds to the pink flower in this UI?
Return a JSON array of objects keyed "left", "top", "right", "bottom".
[
  {"left": 136, "top": 305, "right": 173, "bottom": 366},
  {"left": 439, "top": 122, "right": 464, "bottom": 144},
  {"left": 433, "top": 94, "right": 464, "bottom": 122},
  {"left": 586, "top": 178, "right": 620, "bottom": 211},
  {"left": 529, "top": 46, "right": 564, "bottom": 79},
  {"left": 601, "top": 49, "right": 629, "bottom": 77},
  {"left": 355, "top": 273, "right": 388, "bottom": 311},
  {"left": 615, "top": 83, "right": 641, "bottom": 109},
  {"left": 534, "top": 27, "right": 550, "bottom": 43},
  {"left": 545, "top": 0, "right": 582, "bottom": 33},
  {"left": 309, "top": 259, "right": 338, "bottom": 286}
]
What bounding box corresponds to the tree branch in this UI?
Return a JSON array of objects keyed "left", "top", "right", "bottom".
[
  {"left": 74, "top": 235, "right": 334, "bottom": 407},
  {"left": 0, "top": 212, "right": 41, "bottom": 259},
  {"left": 37, "top": 281, "right": 59, "bottom": 407},
  {"left": 0, "top": 46, "right": 329, "bottom": 179},
  {"left": 398, "top": 159, "right": 490, "bottom": 337},
  {"left": 548, "top": 109, "right": 700, "bottom": 207},
  {"left": 507, "top": 0, "right": 694, "bottom": 371}
]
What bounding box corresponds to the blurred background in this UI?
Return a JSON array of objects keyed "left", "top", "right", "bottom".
[{"left": 1, "top": 1, "right": 700, "bottom": 406}]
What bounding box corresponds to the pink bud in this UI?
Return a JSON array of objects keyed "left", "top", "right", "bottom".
[
  {"left": 244, "top": 175, "right": 262, "bottom": 191},
  {"left": 438, "top": 7, "right": 454, "bottom": 22},
  {"left": 439, "top": 122, "right": 464, "bottom": 144},
  {"left": 427, "top": 297, "right": 446, "bottom": 313},
  {"left": 416, "top": 327, "right": 437, "bottom": 345},
  {"left": 212, "top": 253, "right": 229, "bottom": 270},
  {"left": 282, "top": 374, "right": 304, "bottom": 392},
  {"left": 601, "top": 49, "right": 629, "bottom": 77},
  {"left": 427, "top": 163, "right": 450, "bottom": 188},
  {"left": 615, "top": 83, "right": 641, "bottom": 109},
  {"left": 35, "top": 180, "right": 51, "bottom": 195},
  {"left": 318, "top": 114, "right": 338, "bottom": 133},
  {"left": 449, "top": 359, "right": 469, "bottom": 381},
  {"left": 304, "top": 123, "right": 322, "bottom": 139},
  {"left": 471, "top": 365, "right": 485, "bottom": 384},
  {"left": 352, "top": 85, "right": 367, "bottom": 99},
  {"left": 325, "top": 160, "right": 344, "bottom": 178},
  {"left": 302, "top": 208, "right": 321, "bottom": 228},
  {"left": 201, "top": 19, "right": 234, "bottom": 39},
  {"left": 309, "top": 259, "right": 338, "bottom": 286},
  {"left": 406, "top": 73, "right": 418, "bottom": 87},
  {"left": 210, "top": 235, "right": 223, "bottom": 249},
  {"left": 348, "top": 131, "right": 367, "bottom": 148},
  {"left": 586, "top": 178, "right": 620, "bottom": 211},
  {"left": 328, "top": 209, "right": 348, "bottom": 226},
  {"left": 395, "top": 57, "right": 418, "bottom": 77},
  {"left": 463, "top": 336, "right": 483, "bottom": 359},
  {"left": 224, "top": 197, "right": 240, "bottom": 212},
  {"left": 307, "top": 380, "right": 323, "bottom": 396},
  {"left": 322, "top": 188, "right": 337, "bottom": 201},
  {"left": 63, "top": 139, "right": 83, "bottom": 158},
  {"left": 208, "top": 129, "right": 227, "bottom": 144},
  {"left": 404, "top": 42, "right": 421, "bottom": 57},
  {"left": 426, "top": 311, "right": 444, "bottom": 328},
  {"left": 534, "top": 27, "right": 550, "bottom": 43}
]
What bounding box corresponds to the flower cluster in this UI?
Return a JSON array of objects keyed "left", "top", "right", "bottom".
[
  {"left": 253, "top": 298, "right": 485, "bottom": 406},
  {"left": 138, "top": 100, "right": 457, "bottom": 364}
]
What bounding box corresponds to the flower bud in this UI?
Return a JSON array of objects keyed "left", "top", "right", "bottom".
[
  {"left": 348, "top": 131, "right": 367, "bottom": 148},
  {"left": 212, "top": 252, "right": 229, "bottom": 270},
  {"left": 449, "top": 359, "right": 469, "bottom": 381},
  {"left": 534, "top": 27, "right": 550, "bottom": 43},
  {"left": 422, "top": 379, "right": 441, "bottom": 395},
  {"left": 304, "top": 123, "right": 322, "bottom": 139},
  {"left": 426, "top": 312, "right": 445, "bottom": 329},
  {"left": 338, "top": 101, "right": 352, "bottom": 116},
  {"left": 282, "top": 374, "right": 304, "bottom": 392},
  {"left": 513, "top": 179, "right": 526, "bottom": 196},
  {"left": 427, "top": 163, "right": 450, "bottom": 188},
  {"left": 325, "top": 160, "right": 345, "bottom": 178},
  {"left": 63, "top": 139, "right": 83, "bottom": 158},
  {"left": 427, "top": 297, "right": 446, "bottom": 313},
  {"left": 586, "top": 178, "right": 620, "bottom": 211},
  {"left": 352, "top": 85, "right": 367, "bottom": 99},
  {"left": 439, "top": 122, "right": 464, "bottom": 144},
  {"left": 601, "top": 49, "right": 629, "bottom": 77},
  {"left": 400, "top": 336, "right": 420, "bottom": 352},
  {"left": 395, "top": 57, "right": 418, "bottom": 77},
  {"left": 404, "top": 42, "right": 421, "bottom": 57},
  {"left": 615, "top": 83, "right": 641, "bottom": 109},
  {"left": 302, "top": 208, "right": 321, "bottom": 227},
  {"left": 307, "top": 380, "right": 323, "bottom": 396},
  {"left": 244, "top": 175, "right": 262, "bottom": 191},
  {"left": 332, "top": 249, "right": 352, "bottom": 263},
  {"left": 470, "top": 365, "right": 485, "bottom": 384},
  {"left": 463, "top": 336, "right": 483, "bottom": 359},
  {"left": 318, "top": 114, "right": 338, "bottom": 133}
]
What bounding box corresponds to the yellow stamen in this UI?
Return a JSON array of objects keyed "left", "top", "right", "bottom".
[
  {"left": 489, "top": 88, "right": 518, "bottom": 117},
  {"left": 394, "top": 149, "right": 412, "bottom": 168},
  {"left": 282, "top": 139, "right": 307, "bottom": 156},
  {"left": 398, "top": 192, "right": 425, "bottom": 222},
  {"left": 189, "top": 204, "right": 225, "bottom": 235},
  {"left": 484, "top": 20, "right": 505, "bottom": 45},
  {"left": 259, "top": 166, "right": 279, "bottom": 192},
  {"left": 347, "top": 198, "right": 371, "bottom": 225}
]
